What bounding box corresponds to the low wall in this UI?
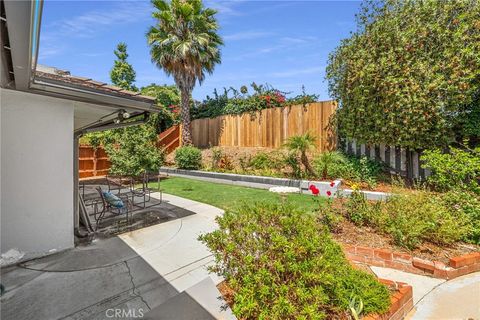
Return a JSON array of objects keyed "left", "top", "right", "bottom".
[
  {"left": 159, "top": 167, "right": 390, "bottom": 200},
  {"left": 343, "top": 244, "right": 480, "bottom": 280}
]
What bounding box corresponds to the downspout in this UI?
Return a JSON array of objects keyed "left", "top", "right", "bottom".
[{"left": 73, "top": 132, "right": 82, "bottom": 239}]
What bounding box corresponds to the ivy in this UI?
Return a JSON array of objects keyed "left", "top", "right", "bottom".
[{"left": 326, "top": 0, "right": 480, "bottom": 150}]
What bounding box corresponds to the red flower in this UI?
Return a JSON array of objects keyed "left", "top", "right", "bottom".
[
  {"left": 330, "top": 181, "right": 335, "bottom": 187},
  {"left": 274, "top": 92, "right": 286, "bottom": 104},
  {"left": 309, "top": 185, "right": 319, "bottom": 195},
  {"left": 326, "top": 190, "right": 332, "bottom": 197}
]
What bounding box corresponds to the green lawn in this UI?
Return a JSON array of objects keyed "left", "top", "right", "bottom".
[{"left": 149, "top": 176, "right": 322, "bottom": 211}]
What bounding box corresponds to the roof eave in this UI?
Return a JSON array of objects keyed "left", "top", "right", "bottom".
[{"left": 31, "top": 77, "right": 158, "bottom": 112}]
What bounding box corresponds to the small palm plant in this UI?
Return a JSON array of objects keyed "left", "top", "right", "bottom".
[
  {"left": 284, "top": 132, "right": 317, "bottom": 177},
  {"left": 315, "top": 151, "right": 347, "bottom": 180},
  {"left": 147, "top": 0, "right": 223, "bottom": 145}
]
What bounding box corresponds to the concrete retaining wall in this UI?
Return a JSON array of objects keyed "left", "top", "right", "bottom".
[{"left": 160, "top": 167, "right": 390, "bottom": 200}]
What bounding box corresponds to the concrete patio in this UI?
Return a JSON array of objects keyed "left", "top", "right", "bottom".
[{"left": 0, "top": 192, "right": 235, "bottom": 320}]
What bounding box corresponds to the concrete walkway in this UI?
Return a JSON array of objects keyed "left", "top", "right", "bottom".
[
  {"left": 118, "top": 192, "right": 235, "bottom": 319},
  {"left": 118, "top": 192, "right": 224, "bottom": 292},
  {"left": 371, "top": 266, "right": 480, "bottom": 319}
]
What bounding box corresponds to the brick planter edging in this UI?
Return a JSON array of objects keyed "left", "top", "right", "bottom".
[
  {"left": 343, "top": 244, "right": 480, "bottom": 280},
  {"left": 363, "top": 279, "right": 413, "bottom": 320}
]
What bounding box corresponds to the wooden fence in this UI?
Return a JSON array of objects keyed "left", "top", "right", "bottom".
[
  {"left": 189, "top": 101, "right": 337, "bottom": 151},
  {"left": 79, "top": 145, "right": 111, "bottom": 178},
  {"left": 158, "top": 125, "right": 180, "bottom": 153},
  {"left": 78, "top": 101, "right": 336, "bottom": 178},
  {"left": 342, "top": 138, "right": 430, "bottom": 179}
]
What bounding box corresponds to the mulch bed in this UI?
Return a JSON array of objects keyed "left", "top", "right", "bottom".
[{"left": 332, "top": 219, "right": 479, "bottom": 264}]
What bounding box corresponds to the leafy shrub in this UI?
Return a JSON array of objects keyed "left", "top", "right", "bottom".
[
  {"left": 421, "top": 147, "right": 480, "bottom": 192},
  {"left": 384, "top": 192, "right": 470, "bottom": 249},
  {"left": 316, "top": 199, "right": 344, "bottom": 233},
  {"left": 238, "top": 154, "right": 250, "bottom": 173},
  {"left": 344, "top": 190, "right": 381, "bottom": 227},
  {"left": 326, "top": 1, "right": 480, "bottom": 150},
  {"left": 440, "top": 190, "right": 480, "bottom": 244},
  {"left": 283, "top": 151, "right": 303, "bottom": 178},
  {"left": 348, "top": 156, "right": 383, "bottom": 189},
  {"left": 103, "top": 125, "right": 165, "bottom": 176},
  {"left": 210, "top": 147, "right": 223, "bottom": 169},
  {"left": 199, "top": 202, "right": 390, "bottom": 319},
  {"left": 313, "top": 152, "right": 382, "bottom": 188},
  {"left": 174, "top": 146, "right": 202, "bottom": 169},
  {"left": 248, "top": 151, "right": 283, "bottom": 170},
  {"left": 219, "top": 154, "right": 234, "bottom": 171},
  {"left": 341, "top": 190, "right": 471, "bottom": 249},
  {"left": 314, "top": 151, "right": 350, "bottom": 180}
]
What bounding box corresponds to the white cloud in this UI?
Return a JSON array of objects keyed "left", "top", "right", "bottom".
[
  {"left": 38, "top": 2, "right": 152, "bottom": 59},
  {"left": 204, "top": 0, "right": 245, "bottom": 17},
  {"left": 44, "top": 2, "right": 151, "bottom": 38},
  {"left": 223, "top": 31, "right": 274, "bottom": 41},
  {"left": 229, "top": 35, "right": 320, "bottom": 61}
]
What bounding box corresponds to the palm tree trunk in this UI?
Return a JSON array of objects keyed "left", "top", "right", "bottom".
[
  {"left": 180, "top": 86, "right": 193, "bottom": 145},
  {"left": 301, "top": 151, "right": 315, "bottom": 177}
]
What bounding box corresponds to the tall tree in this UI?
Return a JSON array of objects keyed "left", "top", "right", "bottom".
[
  {"left": 140, "top": 84, "right": 181, "bottom": 132},
  {"left": 147, "top": 0, "right": 223, "bottom": 145},
  {"left": 326, "top": 0, "right": 480, "bottom": 151},
  {"left": 110, "top": 42, "right": 138, "bottom": 91}
]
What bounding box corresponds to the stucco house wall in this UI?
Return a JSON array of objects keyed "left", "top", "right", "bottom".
[{"left": 1, "top": 88, "right": 75, "bottom": 258}]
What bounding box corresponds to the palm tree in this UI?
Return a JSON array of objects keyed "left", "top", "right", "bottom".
[
  {"left": 284, "top": 133, "right": 317, "bottom": 177},
  {"left": 147, "top": 0, "right": 223, "bottom": 145}
]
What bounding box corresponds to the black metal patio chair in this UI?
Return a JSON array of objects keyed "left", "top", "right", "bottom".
[{"left": 93, "top": 186, "right": 132, "bottom": 231}]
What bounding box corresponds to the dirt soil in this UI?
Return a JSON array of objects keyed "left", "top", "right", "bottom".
[{"left": 332, "top": 219, "right": 480, "bottom": 264}]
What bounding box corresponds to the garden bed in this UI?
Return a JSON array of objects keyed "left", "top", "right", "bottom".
[
  {"left": 166, "top": 146, "right": 400, "bottom": 192},
  {"left": 333, "top": 220, "right": 479, "bottom": 265}
]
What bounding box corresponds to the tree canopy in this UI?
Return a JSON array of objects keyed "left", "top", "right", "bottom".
[
  {"left": 326, "top": 0, "right": 480, "bottom": 150},
  {"left": 147, "top": 0, "right": 223, "bottom": 145},
  {"left": 110, "top": 42, "right": 138, "bottom": 92},
  {"left": 140, "top": 84, "right": 181, "bottom": 132}
]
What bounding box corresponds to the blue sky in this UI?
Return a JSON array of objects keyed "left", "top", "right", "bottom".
[{"left": 39, "top": 0, "right": 361, "bottom": 101}]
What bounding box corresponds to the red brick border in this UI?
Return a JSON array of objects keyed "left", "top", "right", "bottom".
[
  {"left": 364, "top": 279, "right": 413, "bottom": 320},
  {"left": 343, "top": 244, "right": 480, "bottom": 280}
]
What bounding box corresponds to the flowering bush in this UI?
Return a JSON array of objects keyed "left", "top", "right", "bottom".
[
  {"left": 199, "top": 202, "right": 390, "bottom": 319},
  {"left": 191, "top": 83, "right": 318, "bottom": 120}
]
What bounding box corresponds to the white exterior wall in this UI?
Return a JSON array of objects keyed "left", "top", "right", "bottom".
[{"left": 1, "top": 89, "right": 75, "bottom": 258}]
